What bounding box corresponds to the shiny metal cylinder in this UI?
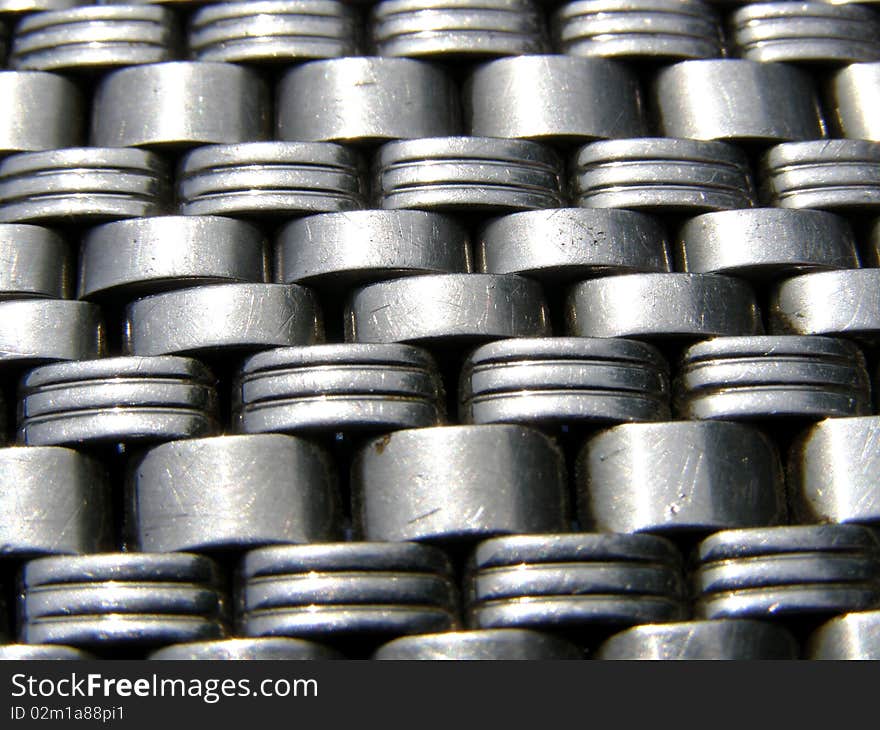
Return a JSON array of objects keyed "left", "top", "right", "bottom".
[
  {"left": 0, "top": 71, "right": 83, "bottom": 154},
  {"left": 0, "top": 224, "right": 71, "bottom": 299}
]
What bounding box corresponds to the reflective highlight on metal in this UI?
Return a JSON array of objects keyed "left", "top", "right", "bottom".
[
  {"left": 808, "top": 611, "right": 880, "bottom": 659},
  {"left": 0, "top": 300, "right": 103, "bottom": 367},
  {"left": 675, "top": 336, "right": 871, "bottom": 421},
  {"left": 91, "top": 62, "right": 270, "bottom": 148},
  {"left": 790, "top": 417, "right": 880, "bottom": 525},
  {"left": 131, "top": 434, "right": 341, "bottom": 552},
  {"left": 234, "top": 344, "right": 444, "bottom": 434},
  {"left": 694, "top": 525, "right": 880, "bottom": 621},
  {"left": 653, "top": 60, "right": 824, "bottom": 143},
  {"left": 0, "top": 645, "right": 94, "bottom": 660},
  {"left": 676, "top": 209, "right": 859, "bottom": 278},
  {"left": 0, "top": 148, "right": 170, "bottom": 224},
  {"left": 553, "top": 0, "right": 722, "bottom": 60},
  {"left": 477, "top": 208, "right": 670, "bottom": 281},
  {"left": 730, "top": 3, "right": 880, "bottom": 65},
  {"left": 178, "top": 142, "right": 364, "bottom": 218},
  {"left": 353, "top": 425, "right": 567, "bottom": 543},
  {"left": 78, "top": 216, "right": 268, "bottom": 302},
  {"left": 566, "top": 273, "right": 762, "bottom": 340},
  {"left": 149, "top": 637, "right": 343, "bottom": 660},
  {"left": 465, "top": 55, "right": 645, "bottom": 142},
  {"left": 467, "top": 533, "right": 686, "bottom": 632},
  {"left": 0, "top": 71, "right": 82, "bottom": 154},
  {"left": 375, "top": 137, "right": 563, "bottom": 212},
  {"left": 596, "top": 620, "right": 799, "bottom": 660},
  {"left": 18, "top": 356, "right": 219, "bottom": 447},
  {"left": 277, "top": 58, "right": 460, "bottom": 144},
  {"left": 460, "top": 337, "right": 671, "bottom": 426},
  {"left": 189, "top": 1, "right": 358, "bottom": 63},
  {"left": 578, "top": 421, "right": 785, "bottom": 535},
  {"left": 0, "top": 446, "right": 111, "bottom": 556},
  {"left": 11, "top": 5, "right": 176, "bottom": 72},
  {"left": 277, "top": 210, "right": 469, "bottom": 288},
  {"left": 346, "top": 274, "right": 550, "bottom": 344},
  {"left": 374, "top": 629, "right": 581, "bottom": 659},
  {"left": 0, "top": 224, "right": 71, "bottom": 299},
  {"left": 573, "top": 138, "right": 756, "bottom": 212},
  {"left": 828, "top": 63, "right": 880, "bottom": 141},
  {"left": 124, "top": 283, "right": 323, "bottom": 356}
]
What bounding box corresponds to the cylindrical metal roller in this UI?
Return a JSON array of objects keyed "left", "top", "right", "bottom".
[
  {"left": 760, "top": 140, "right": 880, "bottom": 211},
  {"left": 674, "top": 336, "right": 871, "bottom": 421},
  {"left": 352, "top": 425, "right": 569, "bottom": 543},
  {"left": 0, "top": 300, "right": 103, "bottom": 367},
  {"left": 91, "top": 62, "right": 270, "bottom": 148},
  {"left": 573, "top": 138, "right": 756, "bottom": 212},
  {"left": 277, "top": 210, "right": 470, "bottom": 288},
  {"left": 477, "top": 208, "right": 670, "bottom": 280},
  {"left": 22, "top": 616, "right": 226, "bottom": 648},
  {"left": 676, "top": 209, "right": 859, "bottom": 277},
  {"left": 577, "top": 421, "right": 786, "bottom": 534},
  {"left": 828, "top": 63, "right": 880, "bottom": 141},
  {"left": 131, "top": 434, "right": 341, "bottom": 552},
  {"left": 553, "top": 0, "right": 723, "bottom": 60},
  {"left": 124, "top": 283, "right": 323, "bottom": 356},
  {"left": 371, "top": 0, "right": 546, "bottom": 59},
  {"left": 730, "top": 3, "right": 880, "bottom": 65},
  {"left": 465, "top": 55, "right": 645, "bottom": 142},
  {"left": 653, "top": 60, "right": 824, "bottom": 143},
  {"left": 0, "top": 0, "right": 81, "bottom": 14},
  {"left": 347, "top": 274, "right": 550, "bottom": 344},
  {"left": 78, "top": 216, "right": 268, "bottom": 302},
  {"left": 790, "top": 416, "right": 880, "bottom": 525},
  {"left": 11, "top": 5, "right": 176, "bottom": 71},
  {"left": 566, "top": 273, "right": 762, "bottom": 340},
  {"left": 0, "top": 72, "right": 82, "bottom": 154},
  {"left": 0, "top": 446, "right": 111, "bottom": 556},
  {"left": 374, "top": 629, "right": 582, "bottom": 659},
  {"left": 149, "top": 637, "right": 343, "bottom": 660},
  {"left": 808, "top": 611, "right": 880, "bottom": 659},
  {"left": 694, "top": 525, "right": 880, "bottom": 620},
  {"left": 595, "top": 620, "right": 798, "bottom": 660},
  {"left": 189, "top": 0, "right": 358, "bottom": 63},
  {"left": 178, "top": 142, "right": 364, "bottom": 218},
  {"left": 0, "top": 645, "right": 94, "bottom": 660},
  {"left": 277, "top": 58, "right": 460, "bottom": 144},
  {"left": 0, "top": 148, "right": 170, "bottom": 223},
  {"left": 18, "top": 356, "right": 220, "bottom": 447},
  {"left": 375, "top": 137, "right": 564, "bottom": 212},
  {"left": 460, "top": 337, "right": 671, "bottom": 425},
  {"left": 233, "top": 344, "right": 445, "bottom": 434},
  {"left": 0, "top": 224, "right": 71, "bottom": 299},
  {"left": 770, "top": 269, "right": 880, "bottom": 337}
]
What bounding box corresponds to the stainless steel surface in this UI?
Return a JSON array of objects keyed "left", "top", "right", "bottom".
[
  {"left": 477, "top": 208, "right": 670, "bottom": 280},
  {"left": 352, "top": 425, "right": 568, "bottom": 542},
  {"left": 277, "top": 210, "right": 469, "bottom": 287},
  {"left": 0, "top": 300, "right": 103, "bottom": 367},
  {"left": 179, "top": 142, "right": 364, "bottom": 218},
  {"left": 131, "top": 434, "right": 341, "bottom": 552},
  {"left": 375, "top": 136, "right": 563, "bottom": 212},
  {"left": 828, "top": 63, "right": 880, "bottom": 141},
  {"left": 677, "top": 209, "right": 859, "bottom": 278},
  {"left": 189, "top": 0, "right": 358, "bottom": 63},
  {"left": 18, "top": 356, "right": 219, "bottom": 447},
  {"left": 0, "top": 148, "right": 170, "bottom": 223},
  {"left": 78, "top": 216, "right": 268, "bottom": 301},
  {"left": 149, "top": 637, "right": 343, "bottom": 660},
  {"left": 277, "top": 58, "right": 460, "bottom": 144},
  {"left": 374, "top": 629, "right": 581, "bottom": 659},
  {"left": 653, "top": 60, "right": 824, "bottom": 143},
  {"left": 573, "top": 138, "right": 756, "bottom": 212},
  {"left": 566, "top": 273, "right": 762, "bottom": 339},
  {"left": 577, "top": 421, "right": 785, "bottom": 534},
  {"left": 11, "top": 5, "right": 176, "bottom": 71},
  {"left": 674, "top": 336, "right": 871, "bottom": 421},
  {"left": 465, "top": 55, "right": 645, "bottom": 142},
  {"left": 234, "top": 343, "right": 444, "bottom": 434},
  {"left": 0, "top": 224, "right": 71, "bottom": 299},
  {"left": 808, "top": 611, "right": 880, "bottom": 659},
  {"left": 124, "top": 283, "right": 323, "bottom": 356},
  {"left": 0, "top": 71, "right": 82, "bottom": 154},
  {"left": 346, "top": 273, "right": 551, "bottom": 344},
  {"left": 596, "top": 620, "right": 799, "bottom": 660},
  {"left": 0, "top": 645, "right": 94, "bottom": 660},
  {"left": 553, "top": 0, "right": 722, "bottom": 60},
  {"left": 460, "top": 337, "right": 671, "bottom": 425},
  {"left": 91, "top": 62, "right": 270, "bottom": 148}
]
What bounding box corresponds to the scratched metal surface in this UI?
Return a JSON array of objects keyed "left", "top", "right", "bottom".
[{"left": 0, "top": 0, "right": 879, "bottom": 660}]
